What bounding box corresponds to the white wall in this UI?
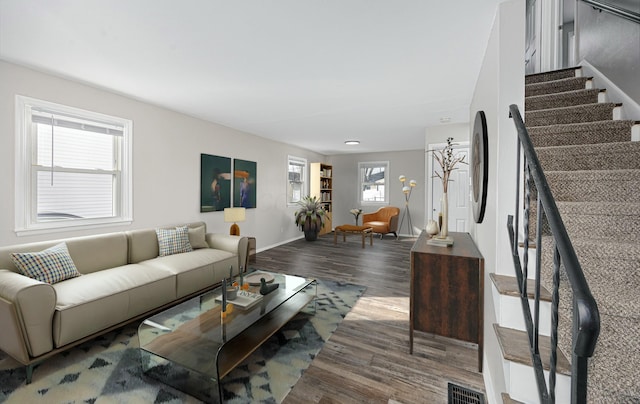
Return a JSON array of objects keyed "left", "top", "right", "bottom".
[
  {"left": 0, "top": 61, "right": 325, "bottom": 249},
  {"left": 469, "top": 0, "right": 525, "bottom": 402},
  {"left": 330, "top": 150, "right": 425, "bottom": 235},
  {"left": 576, "top": 1, "right": 640, "bottom": 104}
]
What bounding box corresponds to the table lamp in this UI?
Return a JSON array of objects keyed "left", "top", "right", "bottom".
[{"left": 224, "top": 207, "right": 246, "bottom": 236}]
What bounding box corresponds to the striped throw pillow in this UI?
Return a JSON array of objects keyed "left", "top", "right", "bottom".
[
  {"left": 156, "top": 226, "right": 193, "bottom": 257},
  {"left": 11, "top": 242, "right": 81, "bottom": 284}
]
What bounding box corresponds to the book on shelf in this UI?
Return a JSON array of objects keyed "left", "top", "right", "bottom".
[{"left": 215, "top": 290, "right": 263, "bottom": 309}]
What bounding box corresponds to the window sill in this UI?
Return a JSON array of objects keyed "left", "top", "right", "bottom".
[{"left": 15, "top": 218, "right": 133, "bottom": 237}]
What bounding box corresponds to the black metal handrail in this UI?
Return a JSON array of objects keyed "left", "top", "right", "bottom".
[
  {"left": 508, "top": 104, "right": 600, "bottom": 403},
  {"left": 581, "top": 0, "right": 640, "bottom": 24}
]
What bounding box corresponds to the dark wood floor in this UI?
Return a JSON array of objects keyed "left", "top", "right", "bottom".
[{"left": 252, "top": 232, "right": 485, "bottom": 404}]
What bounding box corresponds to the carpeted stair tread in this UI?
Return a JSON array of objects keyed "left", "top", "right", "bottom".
[
  {"left": 571, "top": 239, "right": 639, "bottom": 319},
  {"left": 548, "top": 308, "right": 640, "bottom": 404},
  {"left": 525, "top": 103, "right": 620, "bottom": 127},
  {"left": 586, "top": 314, "right": 640, "bottom": 403},
  {"left": 525, "top": 76, "right": 591, "bottom": 97},
  {"left": 529, "top": 120, "right": 635, "bottom": 147},
  {"left": 544, "top": 169, "right": 640, "bottom": 202},
  {"left": 536, "top": 141, "right": 640, "bottom": 171},
  {"left": 525, "top": 67, "right": 581, "bottom": 85},
  {"left": 525, "top": 88, "right": 601, "bottom": 111},
  {"left": 557, "top": 201, "right": 640, "bottom": 241}
]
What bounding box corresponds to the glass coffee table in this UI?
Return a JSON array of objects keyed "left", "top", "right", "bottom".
[{"left": 138, "top": 271, "right": 316, "bottom": 403}]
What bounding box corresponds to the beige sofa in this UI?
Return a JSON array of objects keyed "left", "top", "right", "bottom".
[{"left": 0, "top": 221, "right": 248, "bottom": 382}]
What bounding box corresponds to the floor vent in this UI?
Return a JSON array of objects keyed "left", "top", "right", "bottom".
[{"left": 448, "top": 382, "right": 485, "bottom": 404}]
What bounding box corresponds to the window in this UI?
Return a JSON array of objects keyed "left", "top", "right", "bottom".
[
  {"left": 15, "top": 96, "right": 132, "bottom": 234},
  {"left": 359, "top": 161, "right": 389, "bottom": 204},
  {"left": 287, "top": 155, "right": 307, "bottom": 205}
]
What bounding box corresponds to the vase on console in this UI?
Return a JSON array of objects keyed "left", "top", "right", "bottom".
[
  {"left": 440, "top": 192, "right": 449, "bottom": 238},
  {"left": 429, "top": 137, "right": 466, "bottom": 245}
]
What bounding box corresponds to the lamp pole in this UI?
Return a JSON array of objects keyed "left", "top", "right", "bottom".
[{"left": 398, "top": 176, "right": 417, "bottom": 237}]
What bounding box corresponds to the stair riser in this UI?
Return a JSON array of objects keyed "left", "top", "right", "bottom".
[
  {"left": 525, "top": 77, "right": 591, "bottom": 97},
  {"left": 499, "top": 293, "right": 551, "bottom": 336},
  {"left": 507, "top": 362, "right": 571, "bottom": 404},
  {"left": 525, "top": 90, "right": 600, "bottom": 111},
  {"left": 561, "top": 213, "right": 640, "bottom": 241},
  {"left": 529, "top": 121, "right": 634, "bottom": 147},
  {"left": 537, "top": 145, "right": 640, "bottom": 171},
  {"left": 525, "top": 68, "right": 580, "bottom": 85},
  {"left": 525, "top": 104, "right": 617, "bottom": 127},
  {"left": 544, "top": 173, "right": 640, "bottom": 203}
]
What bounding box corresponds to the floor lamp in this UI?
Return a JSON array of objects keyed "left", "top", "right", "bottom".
[{"left": 398, "top": 176, "right": 417, "bottom": 237}]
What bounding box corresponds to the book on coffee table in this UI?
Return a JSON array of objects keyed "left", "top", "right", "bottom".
[{"left": 215, "top": 290, "right": 263, "bottom": 309}]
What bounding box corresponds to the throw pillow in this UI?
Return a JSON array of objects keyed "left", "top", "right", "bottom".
[
  {"left": 11, "top": 242, "right": 81, "bottom": 284},
  {"left": 188, "top": 225, "right": 209, "bottom": 249},
  {"left": 156, "top": 226, "right": 193, "bottom": 257}
]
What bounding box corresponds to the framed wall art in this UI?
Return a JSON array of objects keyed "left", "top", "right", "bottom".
[
  {"left": 471, "top": 110, "right": 488, "bottom": 223},
  {"left": 233, "top": 159, "right": 257, "bottom": 209},
  {"left": 200, "top": 154, "right": 231, "bottom": 212}
]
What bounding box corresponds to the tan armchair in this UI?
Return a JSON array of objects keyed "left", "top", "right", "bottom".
[{"left": 362, "top": 206, "right": 400, "bottom": 239}]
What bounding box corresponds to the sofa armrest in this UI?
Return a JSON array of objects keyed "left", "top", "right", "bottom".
[
  {"left": 0, "top": 270, "right": 56, "bottom": 362},
  {"left": 205, "top": 234, "right": 249, "bottom": 272}
]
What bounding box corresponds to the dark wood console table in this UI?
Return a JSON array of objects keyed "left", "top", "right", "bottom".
[{"left": 409, "top": 231, "right": 484, "bottom": 372}]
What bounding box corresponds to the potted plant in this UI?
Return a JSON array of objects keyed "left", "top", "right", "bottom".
[{"left": 294, "top": 195, "right": 326, "bottom": 241}]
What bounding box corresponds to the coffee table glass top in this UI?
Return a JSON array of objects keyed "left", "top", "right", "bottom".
[{"left": 138, "top": 271, "right": 316, "bottom": 379}]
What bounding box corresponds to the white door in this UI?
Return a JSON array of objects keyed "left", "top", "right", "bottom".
[{"left": 427, "top": 143, "right": 470, "bottom": 233}]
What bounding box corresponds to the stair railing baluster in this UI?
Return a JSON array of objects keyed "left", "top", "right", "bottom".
[
  {"left": 508, "top": 104, "right": 600, "bottom": 404},
  {"left": 523, "top": 162, "right": 531, "bottom": 301},
  {"left": 514, "top": 136, "right": 522, "bottom": 257},
  {"left": 550, "top": 244, "right": 561, "bottom": 403},
  {"left": 533, "top": 196, "right": 543, "bottom": 356}
]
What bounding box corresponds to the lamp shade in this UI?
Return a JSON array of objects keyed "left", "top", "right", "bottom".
[
  {"left": 224, "top": 207, "right": 246, "bottom": 236},
  {"left": 224, "top": 207, "right": 246, "bottom": 223}
]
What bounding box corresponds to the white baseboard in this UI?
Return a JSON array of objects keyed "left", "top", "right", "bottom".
[{"left": 256, "top": 235, "right": 304, "bottom": 254}]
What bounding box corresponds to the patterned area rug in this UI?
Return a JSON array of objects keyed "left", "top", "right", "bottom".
[{"left": 0, "top": 279, "right": 365, "bottom": 403}]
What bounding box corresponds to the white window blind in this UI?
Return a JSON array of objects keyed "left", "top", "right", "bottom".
[
  {"left": 359, "top": 161, "right": 389, "bottom": 204},
  {"left": 16, "top": 96, "right": 132, "bottom": 234}
]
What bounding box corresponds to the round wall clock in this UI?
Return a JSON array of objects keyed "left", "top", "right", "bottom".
[{"left": 471, "top": 110, "right": 488, "bottom": 224}]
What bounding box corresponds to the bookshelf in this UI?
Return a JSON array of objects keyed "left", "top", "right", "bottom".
[{"left": 310, "top": 163, "right": 333, "bottom": 235}]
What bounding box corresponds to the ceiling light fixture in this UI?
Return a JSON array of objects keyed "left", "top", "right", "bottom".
[{"left": 344, "top": 140, "right": 360, "bottom": 145}]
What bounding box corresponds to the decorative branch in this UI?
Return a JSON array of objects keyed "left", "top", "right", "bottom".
[{"left": 428, "top": 137, "right": 467, "bottom": 193}]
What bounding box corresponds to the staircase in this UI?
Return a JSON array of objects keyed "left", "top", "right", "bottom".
[{"left": 493, "top": 67, "right": 640, "bottom": 403}]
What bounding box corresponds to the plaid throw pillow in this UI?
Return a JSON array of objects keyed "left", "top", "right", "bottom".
[
  {"left": 156, "top": 226, "right": 193, "bottom": 257},
  {"left": 11, "top": 242, "right": 81, "bottom": 284}
]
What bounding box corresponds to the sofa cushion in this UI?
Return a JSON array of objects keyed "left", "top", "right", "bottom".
[
  {"left": 141, "top": 248, "right": 235, "bottom": 298},
  {"left": 188, "top": 224, "right": 208, "bottom": 249},
  {"left": 11, "top": 243, "right": 81, "bottom": 284},
  {"left": 52, "top": 263, "right": 176, "bottom": 347},
  {"left": 156, "top": 226, "right": 193, "bottom": 257}
]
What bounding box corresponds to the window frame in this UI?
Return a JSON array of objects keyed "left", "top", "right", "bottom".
[
  {"left": 15, "top": 95, "right": 133, "bottom": 235},
  {"left": 287, "top": 155, "right": 307, "bottom": 206},
  {"left": 358, "top": 161, "right": 389, "bottom": 205}
]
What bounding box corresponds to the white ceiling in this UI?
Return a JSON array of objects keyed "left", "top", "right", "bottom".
[{"left": 0, "top": 0, "right": 506, "bottom": 154}]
